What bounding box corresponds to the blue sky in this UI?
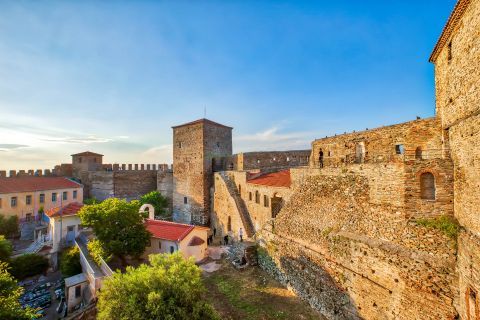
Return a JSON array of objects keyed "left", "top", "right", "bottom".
[{"left": 0, "top": 0, "right": 455, "bottom": 170}]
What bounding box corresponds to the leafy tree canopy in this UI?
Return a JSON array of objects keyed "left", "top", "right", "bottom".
[
  {"left": 97, "top": 253, "right": 220, "bottom": 320},
  {"left": 0, "top": 236, "right": 12, "bottom": 263},
  {"left": 0, "top": 262, "right": 38, "bottom": 320},
  {"left": 60, "top": 247, "right": 82, "bottom": 278},
  {"left": 140, "top": 191, "right": 169, "bottom": 217},
  {"left": 78, "top": 198, "right": 151, "bottom": 259}
]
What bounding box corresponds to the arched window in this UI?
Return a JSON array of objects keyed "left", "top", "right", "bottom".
[
  {"left": 255, "top": 191, "right": 260, "bottom": 204},
  {"left": 227, "top": 216, "right": 232, "bottom": 231},
  {"left": 420, "top": 172, "right": 436, "bottom": 200},
  {"left": 238, "top": 184, "right": 241, "bottom": 195},
  {"left": 415, "top": 147, "right": 423, "bottom": 160}
]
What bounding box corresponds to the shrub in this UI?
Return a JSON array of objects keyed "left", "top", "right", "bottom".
[
  {"left": 87, "top": 239, "right": 111, "bottom": 266},
  {"left": 0, "top": 215, "right": 19, "bottom": 238},
  {"left": 10, "top": 254, "right": 49, "bottom": 280},
  {"left": 60, "top": 247, "right": 82, "bottom": 277},
  {"left": 97, "top": 253, "right": 220, "bottom": 320},
  {"left": 0, "top": 236, "right": 12, "bottom": 263},
  {"left": 416, "top": 215, "right": 461, "bottom": 240}
]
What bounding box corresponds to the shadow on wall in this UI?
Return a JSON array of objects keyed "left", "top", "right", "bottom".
[{"left": 260, "top": 250, "right": 361, "bottom": 320}]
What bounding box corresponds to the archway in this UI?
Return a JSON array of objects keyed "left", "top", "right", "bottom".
[
  {"left": 420, "top": 172, "right": 435, "bottom": 200},
  {"left": 271, "top": 195, "right": 283, "bottom": 219}
]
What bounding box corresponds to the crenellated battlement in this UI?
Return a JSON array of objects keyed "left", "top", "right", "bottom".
[
  {"left": 106, "top": 163, "right": 172, "bottom": 172},
  {"left": 0, "top": 168, "right": 57, "bottom": 178}
]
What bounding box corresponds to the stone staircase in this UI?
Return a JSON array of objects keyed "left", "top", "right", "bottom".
[
  {"left": 23, "top": 239, "right": 52, "bottom": 255},
  {"left": 219, "top": 172, "right": 255, "bottom": 237}
]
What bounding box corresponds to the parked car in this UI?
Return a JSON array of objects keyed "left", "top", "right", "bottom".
[{"left": 55, "top": 288, "right": 65, "bottom": 300}]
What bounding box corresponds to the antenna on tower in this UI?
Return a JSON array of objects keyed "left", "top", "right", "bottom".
[{"left": 204, "top": 106, "right": 207, "bottom": 118}]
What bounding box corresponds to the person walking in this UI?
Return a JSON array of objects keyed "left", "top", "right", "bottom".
[
  {"left": 319, "top": 149, "right": 324, "bottom": 168},
  {"left": 239, "top": 228, "right": 244, "bottom": 242}
]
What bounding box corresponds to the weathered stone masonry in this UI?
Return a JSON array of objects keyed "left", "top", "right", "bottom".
[{"left": 431, "top": 0, "right": 480, "bottom": 318}]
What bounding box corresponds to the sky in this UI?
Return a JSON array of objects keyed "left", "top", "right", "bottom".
[{"left": 0, "top": 0, "right": 456, "bottom": 170}]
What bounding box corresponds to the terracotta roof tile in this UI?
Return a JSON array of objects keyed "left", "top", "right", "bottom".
[
  {"left": 145, "top": 219, "right": 194, "bottom": 242},
  {"left": 247, "top": 170, "right": 291, "bottom": 188},
  {"left": 46, "top": 202, "right": 84, "bottom": 218},
  {"left": 0, "top": 177, "right": 82, "bottom": 194}
]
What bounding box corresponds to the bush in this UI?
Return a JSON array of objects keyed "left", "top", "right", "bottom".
[
  {"left": 416, "top": 215, "right": 461, "bottom": 240},
  {"left": 97, "top": 253, "right": 220, "bottom": 320},
  {"left": 0, "top": 236, "right": 12, "bottom": 263},
  {"left": 10, "top": 254, "right": 49, "bottom": 280},
  {"left": 87, "top": 239, "right": 111, "bottom": 266},
  {"left": 60, "top": 247, "right": 82, "bottom": 277},
  {"left": 0, "top": 215, "right": 19, "bottom": 238}
]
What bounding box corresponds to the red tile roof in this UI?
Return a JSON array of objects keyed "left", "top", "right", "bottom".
[
  {"left": 46, "top": 202, "right": 84, "bottom": 218},
  {"left": 71, "top": 151, "right": 104, "bottom": 157},
  {"left": 172, "top": 118, "right": 233, "bottom": 129},
  {"left": 0, "top": 177, "right": 82, "bottom": 194},
  {"left": 145, "top": 219, "right": 195, "bottom": 242},
  {"left": 247, "top": 170, "right": 291, "bottom": 188}
]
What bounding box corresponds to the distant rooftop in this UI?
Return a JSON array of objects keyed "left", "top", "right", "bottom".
[
  {"left": 172, "top": 118, "right": 233, "bottom": 129},
  {"left": 145, "top": 219, "right": 195, "bottom": 242},
  {"left": 71, "top": 151, "right": 104, "bottom": 157},
  {"left": 46, "top": 202, "right": 83, "bottom": 218},
  {"left": 247, "top": 169, "right": 291, "bottom": 188},
  {"left": 0, "top": 177, "right": 82, "bottom": 194}
]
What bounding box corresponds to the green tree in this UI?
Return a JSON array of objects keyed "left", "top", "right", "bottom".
[
  {"left": 10, "top": 254, "right": 49, "bottom": 280},
  {"left": 97, "top": 253, "right": 220, "bottom": 320},
  {"left": 0, "top": 236, "right": 12, "bottom": 263},
  {"left": 0, "top": 262, "right": 38, "bottom": 319},
  {"left": 140, "top": 191, "right": 169, "bottom": 217},
  {"left": 0, "top": 215, "right": 19, "bottom": 239},
  {"left": 60, "top": 247, "right": 82, "bottom": 277},
  {"left": 78, "top": 198, "right": 151, "bottom": 260}
]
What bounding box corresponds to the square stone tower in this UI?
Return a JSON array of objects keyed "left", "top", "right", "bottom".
[
  {"left": 71, "top": 151, "right": 104, "bottom": 179},
  {"left": 172, "top": 118, "right": 233, "bottom": 225}
]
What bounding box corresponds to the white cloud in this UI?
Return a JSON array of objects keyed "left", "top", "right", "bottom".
[
  {"left": 234, "top": 126, "right": 313, "bottom": 152},
  {"left": 141, "top": 144, "right": 173, "bottom": 164}
]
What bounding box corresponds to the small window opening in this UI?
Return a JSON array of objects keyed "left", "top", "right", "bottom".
[
  {"left": 448, "top": 41, "right": 452, "bottom": 61},
  {"left": 184, "top": 197, "right": 188, "bottom": 204},
  {"left": 395, "top": 144, "right": 405, "bottom": 155}
]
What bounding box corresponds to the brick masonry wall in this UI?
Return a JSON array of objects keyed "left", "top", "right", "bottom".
[
  {"left": 257, "top": 172, "right": 457, "bottom": 320},
  {"left": 433, "top": 1, "right": 480, "bottom": 318}
]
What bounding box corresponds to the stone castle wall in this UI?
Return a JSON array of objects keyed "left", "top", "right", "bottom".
[
  {"left": 433, "top": 0, "right": 480, "bottom": 318},
  {"left": 257, "top": 172, "right": 457, "bottom": 320},
  {"left": 223, "top": 150, "right": 310, "bottom": 171},
  {"left": 310, "top": 117, "right": 445, "bottom": 168}
]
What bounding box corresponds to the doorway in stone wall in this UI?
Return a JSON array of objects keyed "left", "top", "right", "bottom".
[
  {"left": 271, "top": 196, "right": 283, "bottom": 219},
  {"left": 355, "top": 142, "right": 365, "bottom": 163}
]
